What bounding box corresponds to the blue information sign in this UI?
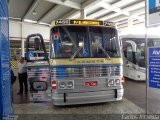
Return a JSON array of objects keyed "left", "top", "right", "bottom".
[
  {"left": 147, "top": 0, "right": 160, "bottom": 26},
  {"left": 148, "top": 47, "right": 160, "bottom": 89},
  {"left": 28, "top": 51, "right": 34, "bottom": 57}
]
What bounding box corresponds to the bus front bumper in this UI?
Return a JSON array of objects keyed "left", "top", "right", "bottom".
[{"left": 52, "top": 89, "right": 124, "bottom": 106}]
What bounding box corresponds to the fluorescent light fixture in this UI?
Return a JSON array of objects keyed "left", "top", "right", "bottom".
[
  {"left": 39, "top": 22, "right": 51, "bottom": 26},
  {"left": 24, "top": 19, "right": 37, "bottom": 23},
  {"left": 9, "top": 17, "right": 21, "bottom": 20}
]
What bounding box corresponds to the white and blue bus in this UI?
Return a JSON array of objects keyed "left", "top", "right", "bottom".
[{"left": 121, "top": 34, "right": 160, "bottom": 81}]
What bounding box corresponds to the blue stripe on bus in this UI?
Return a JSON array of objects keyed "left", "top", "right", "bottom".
[{"left": 27, "top": 65, "right": 49, "bottom": 68}]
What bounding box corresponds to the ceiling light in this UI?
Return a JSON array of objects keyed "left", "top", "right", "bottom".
[{"left": 24, "top": 19, "right": 37, "bottom": 23}]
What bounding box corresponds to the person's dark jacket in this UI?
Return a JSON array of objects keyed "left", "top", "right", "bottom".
[{"left": 11, "top": 69, "right": 16, "bottom": 84}]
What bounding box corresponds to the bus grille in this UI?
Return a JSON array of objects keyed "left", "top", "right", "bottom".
[{"left": 51, "top": 66, "right": 121, "bottom": 78}]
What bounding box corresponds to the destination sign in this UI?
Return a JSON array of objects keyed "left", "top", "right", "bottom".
[
  {"left": 54, "top": 19, "right": 115, "bottom": 27},
  {"left": 104, "top": 21, "right": 115, "bottom": 27},
  {"left": 55, "top": 20, "right": 69, "bottom": 25},
  {"left": 70, "top": 20, "right": 103, "bottom": 26}
]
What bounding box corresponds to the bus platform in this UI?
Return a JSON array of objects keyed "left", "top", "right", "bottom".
[
  {"left": 13, "top": 98, "right": 144, "bottom": 114},
  {"left": 12, "top": 78, "right": 145, "bottom": 116}
]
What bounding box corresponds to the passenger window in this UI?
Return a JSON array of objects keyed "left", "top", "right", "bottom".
[{"left": 126, "top": 45, "right": 133, "bottom": 62}]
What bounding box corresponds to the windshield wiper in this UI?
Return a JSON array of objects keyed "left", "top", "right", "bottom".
[
  {"left": 96, "top": 44, "right": 111, "bottom": 59},
  {"left": 62, "top": 27, "right": 78, "bottom": 50},
  {"left": 70, "top": 46, "right": 83, "bottom": 60}
]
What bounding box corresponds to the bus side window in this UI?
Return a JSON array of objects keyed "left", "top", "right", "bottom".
[{"left": 126, "top": 45, "right": 133, "bottom": 62}]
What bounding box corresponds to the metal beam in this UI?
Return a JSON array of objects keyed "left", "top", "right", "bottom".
[
  {"left": 99, "top": 0, "right": 129, "bottom": 16},
  {"left": 61, "top": 0, "right": 102, "bottom": 19},
  {"left": 110, "top": 16, "right": 128, "bottom": 22},
  {"left": 110, "top": 8, "right": 145, "bottom": 22},
  {"left": 81, "top": 0, "right": 102, "bottom": 9},
  {"left": 98, "top": 1, "right": 145, "bottom": 21},
  {"left": 117, "top": 21, "right": 144, "bottom": 29},
  {"left": 22, "top": 0, "right": 40, "bottom": 21},
  {"left": 81, "top": 9, "right": 87, "bottom": 19},
  {"left": 128, "top": 17, "right": 133, "bottom": 29},
  {"left": 60, "top": 9, "right": 80, "bottom": 19},
  {"left": 130, "top": 7, "right": 145, "bottom": 16},
  {"left": 38, "top": 5, "right": 60, "bottom": 22},
  {"left": 87, "top": 0, "right": 136, "bottom": 19},
  {"left": 44, "top": 0, "right": 81, "bottom": 9}
]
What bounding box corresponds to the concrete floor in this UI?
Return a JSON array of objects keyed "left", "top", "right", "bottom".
[
  {"left": 13, "top": 98, "right": 144, "bottom": 114},
  {"left": 12, "top": 77, "right": 144, "bottom": 118},
  {"left": 124, "top": 79, "right": 160, "bottom": 114},
  {"left": 13, "top": 98, "right": 144, "bottom": 120},
  {"left": 12, "top": 71, "right": 160, "bottom": 119}
]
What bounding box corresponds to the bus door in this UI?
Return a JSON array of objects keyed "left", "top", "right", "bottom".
[
  {"left": 123, "top": 40, "right": 137, "bottom": 79},
  {"left": 26, "top": 34, "right": 51, "bottom": 103}
]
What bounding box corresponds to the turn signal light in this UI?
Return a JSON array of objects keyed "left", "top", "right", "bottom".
[
  {"left": 121, "top": 76, "right": 125, "bottom": 85},
  {"left": 52, "top": 80, "right": 57, "bottom": 90}
]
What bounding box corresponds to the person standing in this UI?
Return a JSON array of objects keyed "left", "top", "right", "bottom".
[{"left": 17, "top": 57, "right": 28, "bottom": 95}]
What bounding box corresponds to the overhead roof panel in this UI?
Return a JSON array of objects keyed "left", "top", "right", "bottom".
[
  {"left": 8, "top": 0, "right": 33, "bottom": 19},
  {"left": 86, "top": 6, "right": 102, "bottom": 16},
  {"left": 26, "top": 1, "right": 55, "bottom": 21},
  {"left": 70, "top": 0, "right": 85, "bottom": 4},
  {"left": 41, "top": 5, "right": 72, "bottom": 24},
  {"left": 108, "top": 0, "right": 120, "bottom": 4}
]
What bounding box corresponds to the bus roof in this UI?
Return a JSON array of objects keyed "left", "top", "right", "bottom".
[{"left": 51, "top": 19, "right": 115, "bottom": 28}]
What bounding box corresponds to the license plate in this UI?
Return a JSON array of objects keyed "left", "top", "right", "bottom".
[{"left": 85, "top": 81, "right": 97, "bottom": 87}]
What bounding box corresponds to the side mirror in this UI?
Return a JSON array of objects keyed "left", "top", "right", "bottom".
[{"left": 34, "top": 38, "right": 41, "bottom": 50}]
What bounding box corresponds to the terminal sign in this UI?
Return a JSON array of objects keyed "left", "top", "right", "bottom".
[
  {"left": 148, "top": 47, "right": 160, "bottom": 89},
  {"left": 147, "top": 0, "right": 160, "bottom": 26}
]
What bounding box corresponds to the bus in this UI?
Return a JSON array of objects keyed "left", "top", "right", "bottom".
[
  {"left": 26, "top": 19, "right": 124, "bottom": 105},
  {"left": 121, "top": 34, "right": 160, "bottom": 81}
]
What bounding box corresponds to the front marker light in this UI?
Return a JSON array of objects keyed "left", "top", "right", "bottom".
[{"left": 121, "top": 76, "right": 125, "bottom": 85}]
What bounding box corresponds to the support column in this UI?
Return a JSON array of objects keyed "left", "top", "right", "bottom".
[
  {"left": 156, "top": 0, "right": 160, "bottom": 7},
  {"left": 128, "top": 16, "right": 133, "bottom": 29},
  {"left": 21, "top": 23, "right": 25, "bottom": 57},
  {"left": 80, "top": 9, "right": 86, "bottom": 19},
  {"left": 128, "top": 16, "right": 133, "bottom": 34}
]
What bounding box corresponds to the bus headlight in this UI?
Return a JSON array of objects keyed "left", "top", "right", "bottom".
[
  {"left": 59, "top": 82, "right": 66, "bottom": 89},
  {"left": 107, "top": 79, "right": 120, "bottom": 86},
  {"left": 58, "top": 80, "right": 74, "bottom": 89},
  {"left": 108, "top": 79, "right": 114, "bottom": 86},
  {"left": 67, "top": 81, "right": 73, "bottom": 88},
  {"left": 114, "top": 79, "right": 120, "bottom": 86}
]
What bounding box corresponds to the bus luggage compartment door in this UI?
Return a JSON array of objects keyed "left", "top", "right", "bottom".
[{"left": 27, "top": 64, "right": 51, "bottom": 102}]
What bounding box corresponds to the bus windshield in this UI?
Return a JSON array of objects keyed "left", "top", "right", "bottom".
[{"left": 51, "top": 26, "right": 121, "bottom": 59}]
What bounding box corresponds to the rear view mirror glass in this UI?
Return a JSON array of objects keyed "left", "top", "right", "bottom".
[
  {"left": 32, "top": 81, "right": 47, "bottom": 91},
  {"left": 34, "top": 38, "right": 41, "bottom": 50}
]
